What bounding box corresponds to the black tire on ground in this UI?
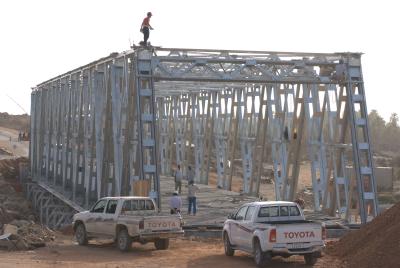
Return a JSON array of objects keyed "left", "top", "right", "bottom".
[
  {"left": 253, "top": 239, "right": 271, "bottom": 268},
  {"left": 223, "top": 233, "right": 235, "bottom": 256},
  {"left": 304, "top": 253, "right": 318, "bottom": 265},
  {"left": 117, "top": 229, "right": 132, "bottom": 252},
  {"left": 75, "top": 223, "right": 88, "bottom": 246},
  {"left": 154, "top": 238, "right": 170, "bottom": 250}
]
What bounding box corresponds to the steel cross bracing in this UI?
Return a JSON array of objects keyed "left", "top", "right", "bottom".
[{"left": 30, "top": 47, "right": 377, "bottom": 224}]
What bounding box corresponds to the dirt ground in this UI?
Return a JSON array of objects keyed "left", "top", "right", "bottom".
[{"left": 0, "top": 234, "right": 345, "bottom": 268}]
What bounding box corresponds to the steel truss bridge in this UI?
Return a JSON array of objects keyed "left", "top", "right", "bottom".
[{"left": 30, "top": 46, "right": 378, "bottom": 226}]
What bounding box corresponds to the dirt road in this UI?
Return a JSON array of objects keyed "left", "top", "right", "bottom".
[
  {"left": 0, "top": 126, "right": 28, "bottom": 160},
  {"left": 0, "top": 234, "right": 344, "bottom": 268}
]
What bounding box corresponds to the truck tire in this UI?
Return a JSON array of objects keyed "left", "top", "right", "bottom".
[
  {"left": 223, "top": 232, "right": 235, "bottom": 256},
  {"left": 304, "top": 253, "right": 317, "bottom": 265},
  {"left": 117, "top": 229, "right": 132, "bottom": 252},
  {"left": 75, "top": 223, "right": 88, "bottom": 246},
  {"left": 253, "top": 239, "right": 271, "bottom": 268},
  {"left": 154, "top": 238, "right": 169, "bottom": 250}
]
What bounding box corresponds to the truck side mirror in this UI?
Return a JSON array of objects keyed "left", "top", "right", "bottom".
[{"left": 227, "top": 213, "right": 234, "bottom": 220}]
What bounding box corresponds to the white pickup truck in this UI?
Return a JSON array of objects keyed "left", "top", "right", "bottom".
[
  {"left": 72, "top": 196, "right": 184, "bottom": 251},
  {"left": 223, "top": 201, "right": 325, "bottom": 267}
]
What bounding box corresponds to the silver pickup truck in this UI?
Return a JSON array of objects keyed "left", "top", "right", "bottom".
[
  {"left": 223, "top": 201, "right": 325, "bottom": 267},
  {"left": 72, "top": 196, "right": 184, "bottom": 251}
]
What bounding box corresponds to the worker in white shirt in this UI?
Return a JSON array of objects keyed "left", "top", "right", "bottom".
[{"left": 169, "top": 191, "right": 182, "bottom": 214}]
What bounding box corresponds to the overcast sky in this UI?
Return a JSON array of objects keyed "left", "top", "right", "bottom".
[{"left": 0, "top": 0, "right": 398, "bottom": 121}]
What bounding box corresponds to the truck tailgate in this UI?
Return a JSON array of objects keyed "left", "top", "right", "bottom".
[
  {"left": 276, "top": 223, "right": 322, "bottom": 244},
  {"left": 143, "top": 216, "right": 181, "bottom": 232}
]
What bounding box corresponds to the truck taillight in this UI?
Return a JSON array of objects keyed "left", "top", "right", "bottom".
[
  {"left": 269, "top": 229, "right": 277, "bottom": 243},
  {"left": 322, "top": 226, "right": 326, "bottom": 240},
  {"left": 139, "top": 219, "right": 144, "bottom": 229}
]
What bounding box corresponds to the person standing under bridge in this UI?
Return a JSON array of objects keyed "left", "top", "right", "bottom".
[
  {"left": 174, "top": 165, "right": 183, "bottom": 194},
  {"left": 140, "top": 12, "right": 154, "bottom": 46}
]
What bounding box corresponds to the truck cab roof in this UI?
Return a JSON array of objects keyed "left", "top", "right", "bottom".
[
  {"left": 100, "top": 196, "right": 153, "bottom": 200},
  {"left": 245, "top": 201, "right": 299, "bottom": 207}
]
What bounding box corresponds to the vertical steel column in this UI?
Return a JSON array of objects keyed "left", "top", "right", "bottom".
[
  {"left": 191, "top": 93, "right": 208, "bottom": 183},
  {"left": 172, "top": 95, "right": 188, "bottom": 168},
  {"left": 110, "top": 65, "right": 125, "bottom": 196},
  {"left": 136, "top": 49, "right": 160, "bottom": 208},
  {"left": 30, "top": 91, "right": 36, "bottom": 175},
  {"left": 53, "top": 79, "right": 63, "bottom": 188},
  {"left": 239, "top": 86, "right": 257, "bottom": 194},
  {"left": 304, "top": 84, "right": 329, "bottom": 210},
  {"left": 251, "top": 85, "right": 269, "bottom": 195},
  {"left": 269, "top": 84, "right": 288, "bottom": 200},
  {"left": 82, "top": 72, "right": 95, "bottom": 207},
  {"left": 93, "top": 70, "right": 106, "bottom": 199},
  {"left": 157, "top": 97, "right": 172, "bottom": 175},
  {"left": 345, "top": 55, "right": 378, "bottom": 223},
  {"left": 285, "top": 84, "right": 306, "bottom": 200}
]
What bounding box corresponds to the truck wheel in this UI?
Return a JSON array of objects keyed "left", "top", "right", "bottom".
[
  {"left": 253, "top": 239, "right": 271, "bottom": 268},
  {"left": 75, "top": 223, "right": 88, "bottom": 246},
  {"left": 154, "top": 238, "right": 169, "bottom": 250},
  {"left": 223, "top": 233, "right": 235, "bottom": 256},
  {"left": 304, "top": 253, "right": 317, "bottom": 265},
  {"left": 117, "top": 229, "right": 132, "bottom": 252}
]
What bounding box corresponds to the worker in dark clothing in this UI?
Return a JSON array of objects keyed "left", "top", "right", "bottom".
[{"left": 140, "top": 12, "right": 154, "bottom": 46}]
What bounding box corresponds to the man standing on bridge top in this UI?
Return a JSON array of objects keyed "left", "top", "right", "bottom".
[{"left": 140, "top": 12, "right": 154, "bottom": 46}]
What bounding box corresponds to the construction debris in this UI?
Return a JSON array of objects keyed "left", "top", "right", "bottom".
[
  {"left": 0, "top": 220, "right": 55, "bottom": 250},
  {"left": 0, "top": 157, "right": 55, "bottom": 250},
  {"left": 0, "top": 147, "right": 13, "bottom": 156},
  {"left": 327, "top": 202, "right": 400, "bottom": 268},
  {"left": 296, "top": 187, "right": 314, "bottom": 210},
  {"left": 0, "top": 157, "right": 32, "bottom": 225},
  {"left": 0, "top": 157, "right": 28, "bottom": 180}
]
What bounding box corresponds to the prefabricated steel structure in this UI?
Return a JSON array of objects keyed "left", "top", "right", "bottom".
[{"left": 30, "top": 46, "right": 378, "bottom": 225}]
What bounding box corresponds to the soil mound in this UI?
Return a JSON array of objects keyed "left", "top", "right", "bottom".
[
  {"left": 327, "top": 202, "right": 400, "bottom": 268},
  {"left": 0, "top": 112, "right": 29, "bottom": 132}
]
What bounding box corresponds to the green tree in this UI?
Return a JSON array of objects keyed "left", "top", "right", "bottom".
[
  {"left": 368, "top": 110, "right": 385, "bottom": 150},
  {"left": 384, "top": 113, "right": 400, "bottom": 152}
]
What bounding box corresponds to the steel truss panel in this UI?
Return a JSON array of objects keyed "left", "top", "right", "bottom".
[
  {"left": 25, "top": 183, "right": 79, "bottom": 229},
  {"left": 31, "top": 47, "right": 376, "bottom": 224}
]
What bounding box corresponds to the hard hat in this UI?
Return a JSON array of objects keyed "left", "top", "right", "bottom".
[
  {"left": 147, "top": 12, "right": 152, "bottom": 16},
  {"left": 173, "top": 191, "right": 179, "bottom": 195}
]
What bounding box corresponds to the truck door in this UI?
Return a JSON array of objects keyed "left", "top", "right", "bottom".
[
  {"left": 242, "top": 206, "right": 256, "bottom": 249},
  {"left": 86, "top": 199, "right": 107, "bottom": 233},
  {"left": 98, "top": 199, "right": 118, "bottom": 235},
  {"left": 230, "top": 206, "right": 248, "bottom": 245}
]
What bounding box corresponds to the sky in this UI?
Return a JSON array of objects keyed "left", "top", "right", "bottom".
[{"left": 0, "top": 0, "right": 398, "bottom": 121}]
